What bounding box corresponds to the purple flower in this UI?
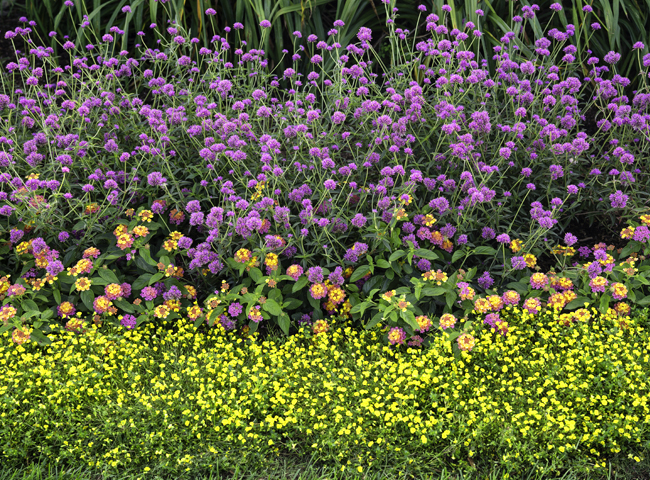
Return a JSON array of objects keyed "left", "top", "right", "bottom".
[
  {"left": 604, "top": 51, "right": 621, "bottom": 64},
  {"left": 58, "top": 231, "right": 70, "bottom": 242},
  {"left": 511, "top": 256, "right": 527, "bottom": 270},
  {"left": 178, "top": 236, "right": 193, "bottom": 249},
  {"left": 329, "top": 267, "right": 345, "bottom": 286},
  {"left": 260, "top": 20, "right": 272, "bottom": 28},
  {"left": 141, "top": 286, "right": 158, "bottom": 301},
  {"left": 416, "top": 258, "right": 431, "bottom": 272},
  {"left": 324, "top": 179, "right": 336, "bottom": 190},
  {"left": 351, "top": 214, "right": 367, "bottom": 228},
  {"left": 499, "top": 147, "right": 511, "bottom": 159},
  {"left": 228, "top": 302, "right": 243, "bottom": 317},
  {"left": 564, "top": 233, "right": 578, "bottom": 246},
  {"left": 481, "top": 227, "right": 495, "bottom": 240},
  {"left": 147, "top": 171, "right": 167, "bottom": 187},
  {"left": 9, "top": 228, "right": 24, "bottom": 243},
  {"left": 307, "top": 266, "right": 324, "bottom": 283},
  {"left": 46, "top": 260, "right": 64, "bottom": 276},
  {"left": 550, "top": 2, "right": 562, "bottom": 11},
  {"left": 496, "top": 234, "right": 511, "bottom": 244},
  {"left": 121, "top": 314, "right": 137, "bottom": 329},
  {"left": 457, "top": 234, "right": 468, "bottom": 245},
  {"left": 609, "top": 190, "right": 628, "bottom": 208},
  {"left": 478, "top": 271, "right": 494, "bottom": 289}
]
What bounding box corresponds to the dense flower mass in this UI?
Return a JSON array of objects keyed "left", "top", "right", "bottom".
[
  {"left": 1, "top": 312, "right": 648, "bottom": 475},
  {"left": 2, "top": 2, "right": 650, "bottom": 354}
]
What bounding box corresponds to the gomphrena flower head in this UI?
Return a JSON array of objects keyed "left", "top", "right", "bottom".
[{"left": 387, "top": 327, "right": 406, "bottom": 345}]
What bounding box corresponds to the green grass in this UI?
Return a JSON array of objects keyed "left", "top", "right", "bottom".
[{"left": 1, "top": 461, "right": 647, "bottom": 480}]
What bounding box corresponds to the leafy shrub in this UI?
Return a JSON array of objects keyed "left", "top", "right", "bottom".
[{"left": 2, "top": 2, "right": 650, "bottom": 343}]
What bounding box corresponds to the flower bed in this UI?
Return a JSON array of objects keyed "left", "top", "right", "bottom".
[
  {"left": 1, "top": 312, "right": 648, "bottom": 475},
  {"left": 1, "top": 2, "right": 650, "bottom": 347}
]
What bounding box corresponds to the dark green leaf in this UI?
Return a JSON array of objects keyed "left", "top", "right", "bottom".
[
  {"left": 365, "top": 312, "right": 383, "bottom": 330},
  {"left": 565, "top": 297, "right": 591, "bottom": 310},
  {"left": 98, "top": 269, "right": 120, "bottom": 284},
  {"left": 350, "top": 265, "right": 371, "bottom": 283},
  {"left": 278, "top": 313, "right": 290, "bottom": 335},
  {"left": 114, "top": 298, "right": 135, "bottom": 313},
  {"left": 414, "top": 249, "right": 438, "bottom": 260},
  {"left": 132, "top": 274, "right": 153, "bottom": 291},
  {"left": 22, "top": 300, "right": 39, "bottom": 312},
  {"left": 263, "top": 299, "right": 283, "bottom": 316},
  {"left": 474, "top": 246, "right": 497, "bottom": 255},
  {"left": 292, "top": 276, "right": 309, "bottom": 293},
  {"left": 81, "top": 290, "right": 95, "bottom": 311},
  {"left": 29, "top": 329, "right": 52, "bottom": 346},
  {"left": 389, "top": 250, "right": 405, "bottom": 262}
]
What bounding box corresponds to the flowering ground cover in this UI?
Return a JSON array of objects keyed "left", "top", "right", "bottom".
[
  {"left": 1, "top": 311, "right": 649, "bottom": 478},
  {"left": 2, "top": 0, "right": 650, "bottom": 476}
]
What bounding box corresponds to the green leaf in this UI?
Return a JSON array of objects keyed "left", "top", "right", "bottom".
[
  {"left": 635, "top": 295, "right": 650, "bottom": 306},
  {"left": 268, "top": 289, "right": 282, "bottom": 303},
  {"left": 365, "top": 312, "right": 383, "bottom": 330},
  {"left": 53, "top": 288, "right": 61, "bottom": 305},
  {"left": 446, "top": 291, "right": 457, "bottom": 309},
  {"left": 422, "top": 287, "right": 446, "bottom": 297},
  {"left": 376, "top": 259, "right": 391, "bottom": 269},
  {"left": 505, "top": 282, "right": 529, "bottom": 295},
  {"left": 249, "top": 267, "right": 263, "bottom": 283},
  {"left": 114, "top": 298, "right": 135, "bottom": 313},
  {"left": 263, "top": 299, "right": 282, "bottom": 316},
  {"left": 135, "top": 256, "right": 157, "bottom": 273},
  {"left": 451, "top": 250, "right": 466, "bottom": 263},
  {"left": 350, "top": 265, "right": 371, "bottom": 283},
  {"left": 599, "top": 293, "right": 611, "bottom": 314},
  {"left": 474, "top": 246, "right": 497, "bottom": 255},
  {"left": 292, "top": 276, "right": 309, "bottom": 293},
  {"left": 29, "top": 329, "right": 52, "bottom": 346},
  {"left": 58, "top": 272, "right": 75, "bottom": 284},
  {"left": 283, "top": 298, "right": 302, "bottom": 310},
  {"left": 565, "top": 297, "right": 591, "bottom": 310},
  {"left": 81, "top": 290, "right": 95, "bottom": 311},
  {"left": 139, "top": 248, "right": 158, "bottom": 266},
  {"left": 193, "top": 316, "right": 204, "bottom": 330},
  {"left": 401, "top": 310, "right": 419, "bottom": 331},
  {"left": 278, "top": 313, "right": 290, "bottom": 335},
  {"left": 389, "top": 250, "right": 405, "bottom": 262},
  {"left": 149, "top": 272, "right": 164, "bottom": 285},
  {"left": 414, "top": 249, "right": 438, "bottom": 260},
  {"left": 98, "top": 269, "right": 120, "bottom": 284},
  {"left": 22, "top": 300, "right": 39, "bottom": 312},
  {"left": 132, "top": 274, "right": 153, "bottom": 291}
]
